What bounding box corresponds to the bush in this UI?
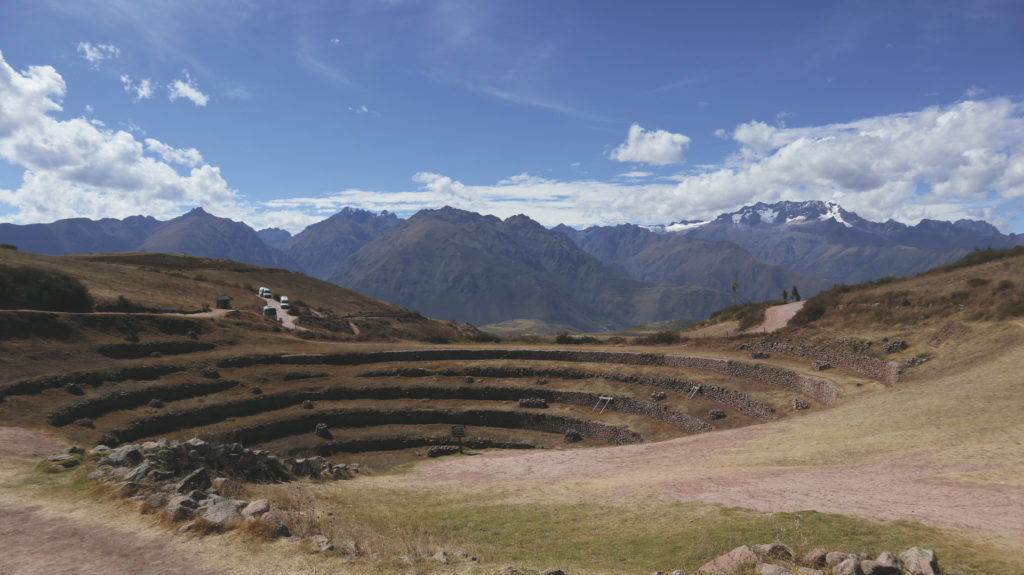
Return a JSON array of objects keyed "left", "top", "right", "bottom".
[
  {"left": 0, "top": 244, "right": 16, "bottom": 250},
  {"left": 0, "top": 264, "right": 93, "bottom": 312},
  {"left": 634, "top": 330, "right": 680, "bottom": 345},
  {"left": 555, "top": 332, "right": 598, "bottom": 345}
]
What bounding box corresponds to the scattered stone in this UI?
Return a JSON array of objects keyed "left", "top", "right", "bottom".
[
  {"left": 427, "top": 445, "right": 460, "bottom": 458},
  {"left": 255, "top": 511, "right": 290, "bottom": 537},
  {"left": 104, "top": 445, "right": 144, "bottom": 467},
  {"left": 66, "top": 446, "right": 85, "bottom": 455},
  {"left": 125, "top": 463, "right": 153, "bottom": 482},
  {"left": 699, "top": 545, "right": 758, "bottom": 574},
  {"left": 881, "top": 339, "right": 907, "bottom": 353},
  {"left": 708, "top": 409, "right": 726, "bottom": 420},
  {"left": 464, "top": 376, "right": 475, "bottom": 383},
  {"left": 64, "top": 382, "right": 84, "bottom": 395},
  {"left": 312, "top": 534, "right": 335, "bottom": 552},
  {"left": 650, "top": 391, "right": 667, "bottom": 401},
  {"left": 200, "top": 366, "right": 220, "bottom": 379},
  {"left": 47, "top": 453, "right": 80, "bottom": 470},
  {"left": 535, "top": 378, "right": 548, "bottom": 385},
  {"left": 792, "top": 397, "right": 810, "bottom": 411},
  {"left": 76, "top": 418, "right": 95, "bottom": 428},
  {"left": 314, "top": 422, "right": 332, "bottom": 439},
  {"left": 750, "top": 351, "right": 771, "bottom": 359},
  {"left": 899, "top": 547, "right": 940, "bottom": 575},
  {"left": 812, "top": 361, "right": 831, "bottom": 371},
  {"left": 518, "top": 397, "right": 548, "bottom": 408},
  {"left": 147, "top": 398, "right": 165, "bottom": 408},
  {"left": 433, "top": 551, "right": 450, "bottom": 564},
  {"left": 300, "top": 400, "right": 314, "bottom": 409},
  {"left": 250, "top": 385, "right": 263, "bottom": 395},
  {"left": 563, "top": 429, "right": 583, "bottom": 443}
]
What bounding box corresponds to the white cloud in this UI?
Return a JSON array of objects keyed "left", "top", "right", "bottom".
[
  {"left": 120, "top": 75, "right": 155, "bottom": 101},
  {"left": 144, "top": 138, "right": 203, "bottom": 167},
  {"left": 618, "top": 171, "right": 653, "bottom": 179},
  {"left": 348, "top": 104, "right": 370, "bottom": 114},
  {"left": 75, "top": 42, "right": 120, "bottom": 68},
  {"left": 168, "top": 70, "right": 209, "bottom": 106},
  {"left": 609, "top": 123, "right": 691, "bottom": 165},
  {"left": 0, "top": 51, "right": 237, "bottom": 224},
  {"left": 330, "top": 37, "right": 342, "bottom": 46}
]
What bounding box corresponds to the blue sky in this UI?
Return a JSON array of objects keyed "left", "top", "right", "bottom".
[{"left": 1, "top": 0, "right": 1023, "bottom": 233}]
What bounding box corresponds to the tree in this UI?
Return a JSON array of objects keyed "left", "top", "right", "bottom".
[
  {"left": 791, "top": 285, "right": 801, "bottom": 301},
  {"left": 782, "top": 289, "right": 788, "bottom": 301},
  {"left": 731, "top": 274, "right": 738, "bottom": 306}
]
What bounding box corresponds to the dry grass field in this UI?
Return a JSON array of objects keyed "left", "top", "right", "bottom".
[{"left": 2, "top": 247, "right": 1023, "bottom": 574}]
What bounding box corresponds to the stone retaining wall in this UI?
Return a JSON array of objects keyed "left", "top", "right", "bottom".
[
  {"left": 745, "top": 340, "right": 903, "bottom": 385},
  {"left": 0, "top": 365, "right": 185, "bottom": 402},
  {"left": 218, "top": 349, "right": 841, "bottom": 405},
  {"left": 47, "top": 380, "right": 239, "bottom": 427},
  {"left": 97, "top": 341, "right": 215, "bottom": 359},
  {"left": 292, "top": 436, "right": 537, "bottom": 458},
  {"left": 97, "top": 383, "right": 706, "bottom": 445}
]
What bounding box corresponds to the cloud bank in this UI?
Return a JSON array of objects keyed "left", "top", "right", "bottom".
[{"left": 610, "top": 123, "right": 691, "bottom": 165}]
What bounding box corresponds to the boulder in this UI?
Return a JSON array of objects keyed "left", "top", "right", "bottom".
[
  {"left": 541, "top": 570, "right": 565, "bottom": 575},
  {"left": 165, "top": 495, "right": 198, "bottom": 522},
  {"left": 243, "top": 499, "right": 270, "bottom": 519},
  {"left": 753, "top": 543, "right": 793, "bottom": 561},
  {"left": 699, "top": 545, "right": 759, "bottom": 574},
  {"left": 825, "top": 552, "right": 849, "bottom": 567},
  {"left": 899, "top": 547, "right": 941, "bottom": 575},
  {"left": 832, "top": 558, "right": 863, "bottom": 575},
  {"left": 312, "top": 534, "right": 335, "bottom": 552},
  {"left": 104, "top": 444, "right": 143, "bottom": 467},
  {"left": 175, "top": 467, "right": 211, "bottom": 494},
  {"left": 301, "top": 400, "right": 314, "bottom": 409},
  {"left": 756, "top": 563, "right": 792, "bottom": 575},
  {"left": 64, "top": 382, "right": 84, "bottom": 395},
  {"left": 200, "top": 499, "right": 244, "bottom": 524},
  {"left": 795, "top": 569, "right": 824, "bottom": 575},
  {"left": 433, "top": 551, "right": 450, "bottom": 565},
  {"left": 860, "top": 551, "right": 901, "bottom": 575},
  {"left": 255, "top": 511, "right": 290, "bottom": 537}
]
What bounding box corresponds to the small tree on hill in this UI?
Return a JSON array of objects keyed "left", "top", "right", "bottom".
[
  {"left": 791, "top": 285, "right": 801, "bottom": 301},
  {"left": 782, "top": 289, "right": 788, "bottom": 301},
  {"left": 731, "top": 274, "right": 739, "bottom": 306}
]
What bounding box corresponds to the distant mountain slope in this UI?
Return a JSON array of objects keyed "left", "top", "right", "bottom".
[
  {"left": 283, "top": 208, "right": 398, "bottom": 280},
  {"left": 329, "top": 207, "right": 732, "bottom": 331},
  {"left": 557, "top": 224, "right": 832, "bottom": 301},
  {"left": 138, "top": 208, "right": 298, "bottom": 271},
  {"left": 675, "top": 201, "right": 1021, "bottom": 284},
  {"left": 0, "top": 216, "right": 164, "bottom": 255},
  {"left": 257, "top": 227, "right": 292, "bottom": 249}
]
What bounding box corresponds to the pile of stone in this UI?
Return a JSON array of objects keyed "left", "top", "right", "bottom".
[
  {"left": 882, "top": 338, "right": 908, "bottom": 354},
  {"left": 517, "top": 397, "right": 548, "bottom": 408},
  {"left": 792, "top": 397, "right": 810, "bottom": 411},
  {"left": 812, "top": 361, "right": 832, "bottom": 371},
  {"left": 426, "top": 445, "right": 460, "bottom": 457},
  {"left": 689, "top": 543, "right": 948, "bottom": 575},
  {"left": 708, "top": 409, "right": 726, "bottom": 420}
]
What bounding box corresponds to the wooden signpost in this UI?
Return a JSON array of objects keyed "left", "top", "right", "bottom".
[{"left": 451, "top": 425, "right": 466, "bottom": 453}]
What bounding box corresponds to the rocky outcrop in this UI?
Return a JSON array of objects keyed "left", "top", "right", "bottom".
[{"left": 696, "top": 545, "right": 948, "bottom": 575}]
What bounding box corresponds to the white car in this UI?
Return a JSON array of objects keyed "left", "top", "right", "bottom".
[
  {"left": 280, "top": 295, "right": 290, "bottom": 309},
  {"left": 262, "top": 305, "right": 277, "bottom": 318}
]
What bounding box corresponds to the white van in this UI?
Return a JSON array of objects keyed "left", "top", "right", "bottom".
[
  {"left": 280, "top": 296, "right": 290, "bottom": 309},
  {"left": 258, "top": 286, "right": 269, "bottom": 297},
  {"left": 262, "top": 305, "right": 277, "bottom": 318}
]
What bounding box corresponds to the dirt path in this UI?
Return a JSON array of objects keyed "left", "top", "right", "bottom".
[
  {"left": 746, "top": 301, "right": 806, "bottom": 334},
  {"left": 259, "top": 297, "right": 306, "bottom": 331}
]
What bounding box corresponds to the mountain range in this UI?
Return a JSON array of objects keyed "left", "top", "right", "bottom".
[{"left": 2, "top": 200, "right": 1019, "bottom": 330}]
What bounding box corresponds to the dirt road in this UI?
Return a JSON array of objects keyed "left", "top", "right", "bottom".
[{"left": 746, "top": 301, "right": 806, "bottom": 334}]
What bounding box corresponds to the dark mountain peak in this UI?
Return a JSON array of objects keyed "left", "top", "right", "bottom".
[
  {"left": 257, "top": 227, "right": 292, "bottom": 249},
  {"left": 412, "top": 206, "right": 502, "bottom": 226},
  {"left": 183, "top": 206, "right": 210, "bottom": 218},
  {"left": 953, "top": 219, "right": 1001, "bottom": 236},
  {"left": 331, "top": 206, "right": 399, "bottom": 224},
  {"left": 503, "top": 213, "right": 546, "bottom": 233}
]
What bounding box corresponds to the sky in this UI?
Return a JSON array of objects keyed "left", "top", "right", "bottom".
[{"left": 1, "top": 0, "right": 1023, "bottom": 234}]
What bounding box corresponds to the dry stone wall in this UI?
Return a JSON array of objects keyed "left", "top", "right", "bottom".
[
  {"left": 220, "top": 349, "right": 838, "bottom": 406},
  {"left": 0, "top": 365, "right": 185, "bottom": 402},
  {"left": 47, "top": 380, "right": 239, "bottom": 427},
  {"left": 745, "top": 340, "right": 903, "bottom": 385}
]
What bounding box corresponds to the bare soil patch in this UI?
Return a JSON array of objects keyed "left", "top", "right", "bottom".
[
  {"left": 746, "top": 300, "right": 806, "bottom": 334},
  {"left": 0, "top": 426, "right": 65, "bottom": 459}
]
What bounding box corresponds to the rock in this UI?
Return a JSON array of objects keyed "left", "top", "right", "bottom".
[
  {"left": 832, "top": 557, "right": 863, "bottom": 575},
  {"left": 464, "top": 376, "right": 474, "bottom": 383},
  {"left": 200, "top": 366, "right": 220, "bottom": 379},
  {"left": 200, "top": 499, "right": 244, "bottom": 523},
  {"left": 300, "top": 400, "right": 314, "bottom": 409},
  {"left": 750, "top": 351, "right": 771, "bottom": 359},
  {"left": 165, "top": 495, "right": 198, "bottom": 522},
  {"left": 314, "top": 422, "right": 332, "bottom": 439},
  {"left": 242, "top": 499, "right": 270, "bottom": 519},
  {"left": 255, "top": 511, "right": 290, "bottom": 537},
  {"left": 753, "top": 543, "right": 793, "bottom": 561},
  {"left": 882, "top": 339, "right": 907, "bottom": 353},
  {"left": 541, "top": 570, "right": 566, "bottom": 575},
  {"left": 312, "top": 534, "right": 335, "bottom": 552},
  {"left": 250, "top": 385, "right": 262, "bottom": 395},
  {"left": 433, "top": 551, "right": 450, "bottom": 564},
  {"left": 671, "top": 571, "right": 689, "bottom": 575},
  {"left": 792, "top": 397, "right": 810, "bottom": 410},
  {"left": 125, "top": 463, "right": 152, "bottom": 482},
  {"left": 756, "top": 564, "right": 792, "bottom": 575},
  {"left": 147, "top": 398, "right": 165, "bottom": 408},
  {"left": 427, "top": 445, "right": 460, "bottom": 457},
  {"left": 47, "top": 453, "right": 80, "bottom": 470},
  {"left": 812, "top": 361, "right": 831, "bottom": 371},
  {"left": 177, "top": 520, "right": 196, "bottom": 533},
  {"left": 76, "top": 418, "right": 94, "bottom": 428},
  {"left": 518, "top": 397, "right": 548, "bottom": 408},
  {"left": 708, "top": 409, "right": 726, "bottom": 420},
  {"left": 699, "top": 545, "right": 759, "bottom": 574},
  {"left": 64, "top": 382, "right": 84, "bottom": 395},
  {"left": 187, "top": 490, "right": 208, "bottom": 501},
  {"left": 860, "top": 551, "right": 901, "bottom": 575},
  {"left": 825, "top": 552, "right": 849, "bottom": 567},
  {"left": 795, "top": 569, "right": 824, "bottom": 575},
  {"left": 899, "top": 547, "right": 940, "bottom": 575},
  {"left": 104, "top": 444, "right": 144, "bottom": 467},
  {"left": 650, "top": 391, "right": 667, "bottom": 401},
  {"left": 564, "top": 429, "right": 583, "bottom": 443},
  {"left": 176, "top": 467, "right": 211, "bottom": 494}
]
